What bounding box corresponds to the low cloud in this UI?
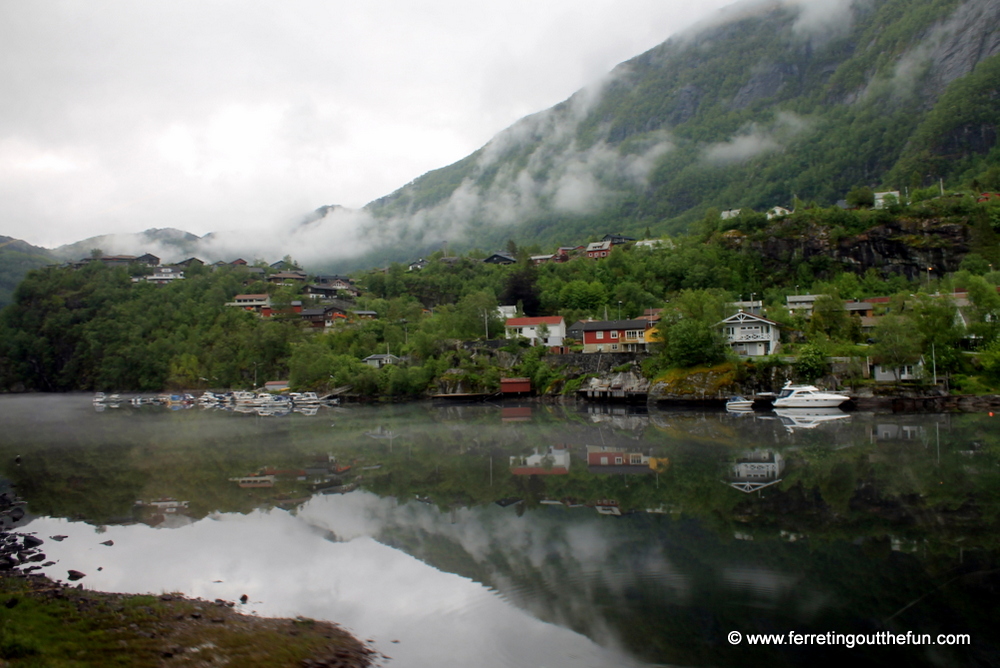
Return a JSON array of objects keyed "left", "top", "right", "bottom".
[{"left": 702, "top": 111, "right": 808, "bottom": 165}]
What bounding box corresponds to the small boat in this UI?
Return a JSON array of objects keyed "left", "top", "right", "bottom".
[
  {"left": 232, "top": 391, "right": 256, "bottom": 404},
  {"left": 772, "top": 382, "right": 850, "bottom": 409},
  {"left": 725, "top": 395, "right": 754, "bottom": 412},
  {"left": 289, "top": 392, "right": 321, "bottom": 404}
]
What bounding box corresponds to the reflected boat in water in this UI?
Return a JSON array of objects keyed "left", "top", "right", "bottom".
[{"left": 773, "top": 406, "right": 852, "bottom": 431}]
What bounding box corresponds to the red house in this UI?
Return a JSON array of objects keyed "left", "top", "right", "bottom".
[
  {"left": 500, "top": 378, "right": 532, "bottom": 394},
  {"left": 580, "top": 319, "right": 653, "bottom": 353}
]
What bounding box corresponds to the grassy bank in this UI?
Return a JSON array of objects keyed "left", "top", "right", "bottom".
[{"left": 0, "top": 573, "right": 376, "bottom": 667}]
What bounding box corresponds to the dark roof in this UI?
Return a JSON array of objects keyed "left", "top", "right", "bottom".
[
  {"left": 482, "top": 253, "right": 516, "bottom": 264},
  {"left": 588, "top": 465, "right": 655, "bottom": 475},
  {"left": 580, "top": 319, "right": 651, "bottom": 331}
]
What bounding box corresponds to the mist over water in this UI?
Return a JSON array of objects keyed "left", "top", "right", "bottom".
[{"left": 3, "top": 394, "right": 998, "bottom": 667}]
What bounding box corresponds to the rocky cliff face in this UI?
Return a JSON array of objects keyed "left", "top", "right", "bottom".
[
  {"left": 925, "top": 0, "right": 1000, "bottom": 99},
  {"left": 736, "top": 216, "right": 972, "bottom": 279}
]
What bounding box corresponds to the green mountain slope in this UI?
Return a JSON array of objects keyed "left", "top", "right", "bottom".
[
  {"left": 343, "top": 0, "right": 999, "bottom": 262},
  {"left": 0, "top": 236, "right": 55, "bottom": 308}
]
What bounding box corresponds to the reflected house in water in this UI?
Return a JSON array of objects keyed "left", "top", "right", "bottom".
[
  {"left": 586, "top": 445, "right": 656, "bottom": 475},
  {"left": 729, "top": 450, "right": 785, "bottom": 493},
  {"left": 229, "top": 475, "right": 276, "bottom": 488},
  {"left": 509, "top": 445, "right": 571, "bottom": 475},
  {"left": 134, "top": 498, "right": 193, "bottom": 529},
  {"left": 870, "top": 422, "right": 925, "bottom": 441},
  {"left": 501, "top": 406, "right": 532, "bottom": 422}
]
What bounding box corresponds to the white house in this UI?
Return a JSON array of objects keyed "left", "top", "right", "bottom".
[
  {"left": 717, "top": 311, "right": 781, "bottom": 356},
  {"left": 730, "top": 451, "right": 785, "bottom": 493},
  {"left": 872, "top": 359, "right": 923, "bottom": 382},
  {"left": 766, "top": 206, "right": 793, "bottom": 220},
  {"left": 504, "top": 316, "right": 566, "bottom": 346},
  {"left": 874, "top": 191, "right": 901, "bottom": 209},
  {"left": 145, "top": 267, "right": 185, "bottom": 284},
  {"left": 363, "top": 353, "right": 400, "bottom": 369}
]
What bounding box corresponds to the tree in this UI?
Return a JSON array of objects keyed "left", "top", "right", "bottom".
[
  {"left": 661, "top": 319, "right": 727, "bottom": 369},
  {"left": 808, "top": 294, "right": 855, "bottom": 342},
  {"left": 846, "top": 186, "right": 875, "bottom": 208},
  {"left": 871, "top": 315, "right": 923, "bottom": 380},
  {"left": 794, "top": 344, "right": 828, "bottom": 382}
]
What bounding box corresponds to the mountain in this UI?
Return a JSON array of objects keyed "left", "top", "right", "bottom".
[
  {"left": 0, "top": 236, "right": 56, "bottom": 308},
  {"left": 4, "top": 0, "right": 998, "bottom": 278},
  {"left": 320, "top": 0, "right": 1000, "bottom": 265},
  {"left": 51, "top": 227, "right": 205, "bottom": 263}
]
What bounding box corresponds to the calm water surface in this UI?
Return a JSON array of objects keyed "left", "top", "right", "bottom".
[{"left": 2, "top": 394, "right": 999, "bottom": 667}]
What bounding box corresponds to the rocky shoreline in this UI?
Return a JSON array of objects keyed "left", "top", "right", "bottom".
[{"left": 0, "top": 491, "right": 378, "bottom": 667}]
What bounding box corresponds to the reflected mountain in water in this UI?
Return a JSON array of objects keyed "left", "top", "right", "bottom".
[{"left": 3, "top": 395, "right": 1000, "bottom": 666}]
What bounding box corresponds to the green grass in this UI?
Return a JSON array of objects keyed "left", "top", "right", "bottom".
[{"left": 0, "top": 575, "right": 373, "bottom": 667}]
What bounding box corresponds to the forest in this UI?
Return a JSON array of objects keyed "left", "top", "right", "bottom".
[{"left": 2, "top": 188, "right": 1000, "bottom": 397}]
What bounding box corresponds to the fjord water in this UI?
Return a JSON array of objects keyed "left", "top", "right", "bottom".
[{"left": 2, "top": 395, "right": 998, "bottom": 667}]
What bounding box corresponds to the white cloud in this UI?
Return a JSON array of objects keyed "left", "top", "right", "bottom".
[
  {"left": 703, "top": 111, "right": 809, "bottom": 165},
  {"left": 0, "top": 0, "right": 732, "bottom": 250}
]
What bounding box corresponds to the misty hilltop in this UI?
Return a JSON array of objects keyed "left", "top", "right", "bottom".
[
  {"left": 316, "top": 0, "right": 999, "bottom": 265},
  {"left": 11, "top": 0, "right": 1000, "bottom": 273}
]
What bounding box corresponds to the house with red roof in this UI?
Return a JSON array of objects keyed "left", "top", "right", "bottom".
[{"left": 504, "top": 315, "right": 566, "bottom": 346}]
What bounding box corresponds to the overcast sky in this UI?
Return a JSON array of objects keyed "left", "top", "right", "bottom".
[{"left": 0, "top": 0, "right": 737, "bottom": 249}]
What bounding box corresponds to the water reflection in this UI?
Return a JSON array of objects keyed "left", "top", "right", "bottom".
[{"left": 2, "top": 394, "right": 1000, "bottom": 667}]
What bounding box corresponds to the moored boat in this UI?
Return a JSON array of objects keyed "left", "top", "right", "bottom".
[
  {"left": 725, "top": 395, "right": 754, "bottom": 412},
  {"left": 772, "top": 382, "right": 850, "bottom": 409}
]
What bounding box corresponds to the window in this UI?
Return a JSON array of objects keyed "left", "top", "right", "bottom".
[
  {"left": 611, "top": 344, "right": 618, "bottom": 351},
  {"left": 630, "top": 454, "right": 642, "bottom": 465},
  {"left": 596, "top": 331, "right": 604, "bottom": 340},
  {"left": 615, "top": 457, "right": 623, "bottom": 465},
  {"left": 625, "top": 330, "right": 642, "bottom": 339},
  {"left": 611, "top": 330, "right": 619, "bottom": 339}
]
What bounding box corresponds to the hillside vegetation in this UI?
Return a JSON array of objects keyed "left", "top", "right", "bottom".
[
  {"left": 341, "top": 0, "right": 1000, "bottom": 265},
  {"left": 3, "top": 197, "right": 1000, "bottom": 395}
]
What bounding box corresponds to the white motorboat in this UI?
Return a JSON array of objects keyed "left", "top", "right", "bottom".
[
  {"left": 772, "top": 383, "right": 850, "bottom": 409},
  {"left": 725, "top": 395, "right": 754, "bottom": 412},
  {"left": 232, "top": 391, "right": 257, "bottom": 404},
  {"left": 289, "top": 392, "right": 321, "bottom": 404}
]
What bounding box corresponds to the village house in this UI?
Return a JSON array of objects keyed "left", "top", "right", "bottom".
[
  {"left": 509, "top": 445, "right": 571, "bottom": 475},
  {"left": 717, "top": 311, "right": 781, "bottom": 357},
  {"left": 482, "top": 252, "right": 516, "bottom": 265},
  {"left": 261, "top": 301, "right": 304, "bottom": 318},
  {"left": 766, "top": 206, "right": 793, "bottom": 220},
  {"left": 363, "top": 353, "right": 400, "bottom": 368},
  {"left": 267, "top": 270, "right": 308, "bottom": 285},
  {"left": 304, "top": 284, "right": 341, "bottom": 299},
  {"left": 175, "top": 257, "right": 205, "bottom": 267},
  {"left": 602, "top": 234, "right": 636, "bottom": 245},
  {"left": 874, "top": 191, "right": 901, "bottom": 208},
  {"left": 145, "top": 266, "right": 185, "bottom": 284},
  {"left": 585, "top": 240, "right": 613, "bottom": 259},
  {"left": 729, "top": 451, "right": 785, "bottom": 493},
  {"left": 786, "top": 293, "right": 818, "bottom": 315},
  {"left": 586, "top": 445, "right": 653, "bottom": 474},
  {"left": 226, "top": 294, "right": 271, "bottom": 313},
  {"left": 504, "top": 316, "right": 566, "bottom": 346},
  {"left": 579, "top": 319, "right": 653, "bottom": 353},
  {"left": 872, "top": 359, "right": 924, "bottom": 382},
  {"left": 299, "top": 305, "right": 347, "bottom": 329}
]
